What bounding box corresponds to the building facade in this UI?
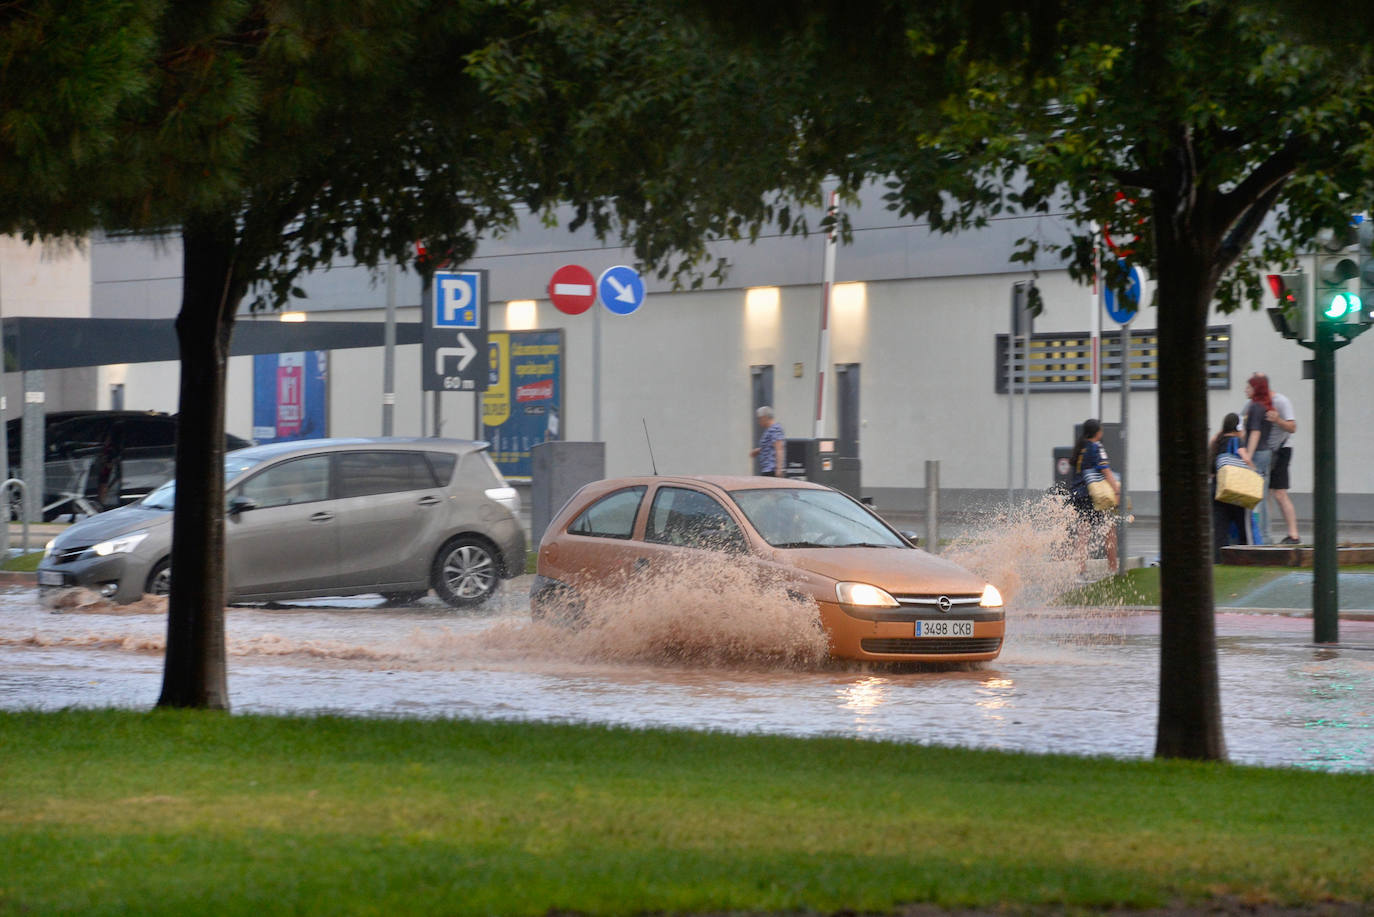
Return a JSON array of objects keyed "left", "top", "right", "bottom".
[{"left": 6, "top": 185, "right": 1372, "bottom": 520}]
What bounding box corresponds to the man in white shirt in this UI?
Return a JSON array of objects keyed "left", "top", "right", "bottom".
[{"left": 1258, "top": 373, "right": 1300, "bottom": 545}]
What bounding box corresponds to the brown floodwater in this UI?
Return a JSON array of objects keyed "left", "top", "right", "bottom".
[{"left": 3, "top": 498, "right": 1371, "bottom": 771}]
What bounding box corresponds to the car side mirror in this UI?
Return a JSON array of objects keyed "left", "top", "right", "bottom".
[
  {"left": 227, "top": 495, "right": 258, "bottom": 517},
  {"left": 900, "top": 530, "right": 921, "bottom": 548}
]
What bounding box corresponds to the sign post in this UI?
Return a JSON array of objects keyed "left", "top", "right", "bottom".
[
  {"left": 1103, "top": 260, "right": 1142, "bottom": 574},
  {"left": 422, "top": 270, "right": 489, "bottom": 394}
]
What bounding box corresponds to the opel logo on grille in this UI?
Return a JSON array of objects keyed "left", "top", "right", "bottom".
[{"left": 937, "top": 596, "right": 953, "bottom": 612}]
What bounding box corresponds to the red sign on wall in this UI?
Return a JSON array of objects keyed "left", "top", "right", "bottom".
[{"left": 548, "top": 264, "right": 596, "bottom": 315}]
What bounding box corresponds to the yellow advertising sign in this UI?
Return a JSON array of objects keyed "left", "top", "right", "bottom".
[{"left": 481, "top": 332, "right": 510, "bottom": 427}]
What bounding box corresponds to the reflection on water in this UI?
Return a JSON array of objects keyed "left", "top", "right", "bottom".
[
  {"left": 837, "top": 676, "right": 891, "bottom": 733},
  {"left": 3, "top": 499, "right": 1372, "bottom": 773}
]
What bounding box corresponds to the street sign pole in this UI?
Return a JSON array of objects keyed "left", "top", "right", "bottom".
[
  {"left": 1119, "top": 313, "right": 1131, "bottom": 573},
  {"left": 814, "top": 189, "right": 838, "bottom": 438},
  {"left": 593, "top": 303, "right": 601, "bottom": 442},
  {"left": 1091, "top": 229, "right": 1102, "bottom": 419}
]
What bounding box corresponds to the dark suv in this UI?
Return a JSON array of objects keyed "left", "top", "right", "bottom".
[{"left": 5, "top": 410, "right": 250, "bottom": 520}]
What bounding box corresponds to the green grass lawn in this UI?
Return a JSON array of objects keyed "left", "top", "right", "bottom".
[
  {"left": 1, "top": 710, "right": 1371, "bottom": 916},
  {"left": 0, "top": 549, "right": 43, "bottom": 572},
  {"left": 1057, "top": 563, "right": 1374, "bottom": 607}
]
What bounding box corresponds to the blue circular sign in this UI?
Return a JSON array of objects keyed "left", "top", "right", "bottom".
[
  {"left": 1104, "top": 262, "right": 1142, "bottom": 324},
  {"left": 598, "top": 265, "right": 645, "bottom": 315}
]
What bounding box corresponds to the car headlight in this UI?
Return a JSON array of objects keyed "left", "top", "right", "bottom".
[
  {"left": 91, "top": 531, "right": 149, "bottom": 557},
  {"left": 43, "top": 538, "right": 56, "bottom": 560},
  {"left": 835, "top": 582, "right": 899, "bottom": 607},
  {"left": 980, "top": 583, "right": 1004, "bottom": 608}
]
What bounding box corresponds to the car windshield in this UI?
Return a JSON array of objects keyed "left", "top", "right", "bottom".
[
  {"left": 138, "top": 454, "right": 266, "bottom": 511},
  {"left": 730, "top": 487, "right": 908, "bottom": 549}
]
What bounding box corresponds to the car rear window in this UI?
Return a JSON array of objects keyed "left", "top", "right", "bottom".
[
  {"left": 568, "top": 486, "right": 646, "bottom": 539},
  {"left": 335, "top": 451, "right": 437, "bottom": 498},
  {"left": 426, "top": 451, "right": 457, "bottom": 486}
]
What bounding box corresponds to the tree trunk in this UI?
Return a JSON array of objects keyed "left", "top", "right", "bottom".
[
  {"left": 156, "top": 213, "right": 239, "bottom": 710},
  {"left": 1151, "top": 190, "right": 1227, "bottom": 761}
]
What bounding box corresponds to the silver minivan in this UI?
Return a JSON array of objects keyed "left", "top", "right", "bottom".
[{"left": 36, "top": 438, "right": 526, "bottom": 606}]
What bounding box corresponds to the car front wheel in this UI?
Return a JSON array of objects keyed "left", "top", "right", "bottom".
[
  {"left": 145, "top": 559, "right": 171, "bottom": 596},
  {"left": 432, "top": 538, "right": 500, "bottom": 608}
]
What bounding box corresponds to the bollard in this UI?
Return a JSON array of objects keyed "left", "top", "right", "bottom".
[
  {"left": 925, "top": 460, "right": 939, "bottom": 554},
  {"left": 2, "top": 479, "right": 30, "bottom": 563}
]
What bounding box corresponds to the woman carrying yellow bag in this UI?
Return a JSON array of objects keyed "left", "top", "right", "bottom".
[
  {"left": 1069, "top": 418, "right": 1121, "bottom": 577},
  {"left": 1210, "top": 412, "right": 1258, "bottom": 562}
]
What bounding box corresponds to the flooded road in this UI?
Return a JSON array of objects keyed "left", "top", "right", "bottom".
[{"left": 3, "top": 578, "right": 1371, "bottom": 772}]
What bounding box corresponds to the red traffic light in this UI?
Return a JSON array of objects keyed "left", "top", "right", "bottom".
[{"left": 1267, "top": 273, "right": 1297, "bottom": 305}]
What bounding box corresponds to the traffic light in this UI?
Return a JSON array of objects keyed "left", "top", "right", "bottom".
[
  {"left": 1359, "top": 217, "right": 1374, "bottom": 323},
  {"left": 1315, "top": 225, "right": 1361, "bottom": 324},
  {"left": 1265, "top": 271, "right": 1307, "bottom": 340}
]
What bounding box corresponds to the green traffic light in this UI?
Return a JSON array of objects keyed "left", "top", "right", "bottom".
[{"left": 1324, "top": 291, "right": 1362, "bottom": 320}]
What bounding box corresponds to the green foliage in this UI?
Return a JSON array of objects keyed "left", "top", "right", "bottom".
[{"left": 0, "top": 0, "right": 163, "bottom": 236}]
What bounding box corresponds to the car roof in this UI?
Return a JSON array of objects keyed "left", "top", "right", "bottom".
[
  {"left": 585, "top": 474, "right": 832, "bottom": 493},
  {"left": 228, "top": 436, "right": 491, "bottom": 462}
]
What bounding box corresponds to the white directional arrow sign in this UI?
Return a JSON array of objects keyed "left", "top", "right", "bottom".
[
  {"left": 422, "top": 268, "right": 487, "bottom": 391},
  {"left": 597, "top": 265, "right": 645, "bottom": 315},
  {"left": 605, "top": 274, "right": 635, "bottom": 303},
  {"left": 435, "top": 332, "right": 478, "bottom": 374}
]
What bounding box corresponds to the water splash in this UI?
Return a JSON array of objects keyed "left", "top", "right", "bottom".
[
  {"left": 941, "top": 492, "right": 1146, "bottom": 609},
  {"left": 487, "top": 553, "right": 830, "bottom": 669}
]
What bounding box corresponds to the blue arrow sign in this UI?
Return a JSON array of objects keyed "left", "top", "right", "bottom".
[
  {"left": 598, "top": 265, "right": 645, "bottom": 315},
  {"left": 1103, "top": 262, "right": 1142, "bottom": 324}
]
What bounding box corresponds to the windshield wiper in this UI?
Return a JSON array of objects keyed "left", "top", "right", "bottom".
[
  {"left": 772, "top": 541, "right": 828, "bottom": 548},
  {"left": 834, "top": 542, "right": 900, "bottom": 548}
]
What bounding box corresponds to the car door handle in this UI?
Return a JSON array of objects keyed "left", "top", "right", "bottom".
[
  {"left": 634, "top": 557, "right": 650, "bottom": 571},
  {"left": 310, "top": 512, "right": 334, "bottom": 523},
  {"left": 417, "top": 496, "right": 441, "bottom": 506}
]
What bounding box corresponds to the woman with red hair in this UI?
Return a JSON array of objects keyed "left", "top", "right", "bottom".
[{"left": 1242, "top": 373, "right": 1274, "bottom": 544}]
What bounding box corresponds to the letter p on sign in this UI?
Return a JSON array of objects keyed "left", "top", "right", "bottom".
[{"left": 434, "top": 271, "right": 480, "bottom": 328}]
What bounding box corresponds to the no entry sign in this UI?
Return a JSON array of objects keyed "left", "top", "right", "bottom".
[{"left": 548, "top": 264, "right": 596, "bottom": 315}]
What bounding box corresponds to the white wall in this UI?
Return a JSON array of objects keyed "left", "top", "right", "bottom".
[{"left": 27, "top": 201, "right": 1374, "bottom": 519}]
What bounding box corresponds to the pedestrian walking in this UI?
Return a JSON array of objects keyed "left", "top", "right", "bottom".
[
  {"left": 1254, "top": 372, "right": 1300, "bottom": 544},
  {"left": 750, "top": 406, "right": 785, "bottom": 477},
  {"left": 1068, "top": 418, "right": 1120, "bottom": 577}
]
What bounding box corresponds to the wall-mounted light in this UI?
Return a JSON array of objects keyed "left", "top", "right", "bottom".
[
  {"left": 745, "top": 286, "right": 781, "bottom": 344},
  {"left": 507, "top": 299, "right": 537, "bottom": 330},
  {"left": 833, "top": 282, "right": 866, "bottom": 320},
  {"left": 278, "top": 311, "right": 307, "bottom": 323}
]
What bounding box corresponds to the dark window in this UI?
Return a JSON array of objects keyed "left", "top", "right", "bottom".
[
  {"left": 568, "top": 486, "right": 646, "bottom": 539},
  {"left": 335, "top": 451, "right": 436, "bottom": 499},
  {"left": 645, "top": 487, "right": 746, "bottom": 552},
  {"left": 235, "top": 455, "right": 331, "bottom": 508},
  {"left": 426, "top": 452, "right": 457, "bottom": 486}
]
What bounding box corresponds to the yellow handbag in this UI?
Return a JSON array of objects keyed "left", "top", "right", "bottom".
[
  {"left": 1215, "top": 460, "right": 1262, "bottom": 509},
  {"left": 1086, "top": 477, "right": 1118, "bottom": 512}
]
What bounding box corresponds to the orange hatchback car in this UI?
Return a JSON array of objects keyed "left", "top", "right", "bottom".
[{"left": 531, "top": 475, "right": 1005, "bottom": 663}]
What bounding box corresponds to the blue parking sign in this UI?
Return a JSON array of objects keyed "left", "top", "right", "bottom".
[{"left": 433, "top": 271, "right": 482, "bottom": 328}]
